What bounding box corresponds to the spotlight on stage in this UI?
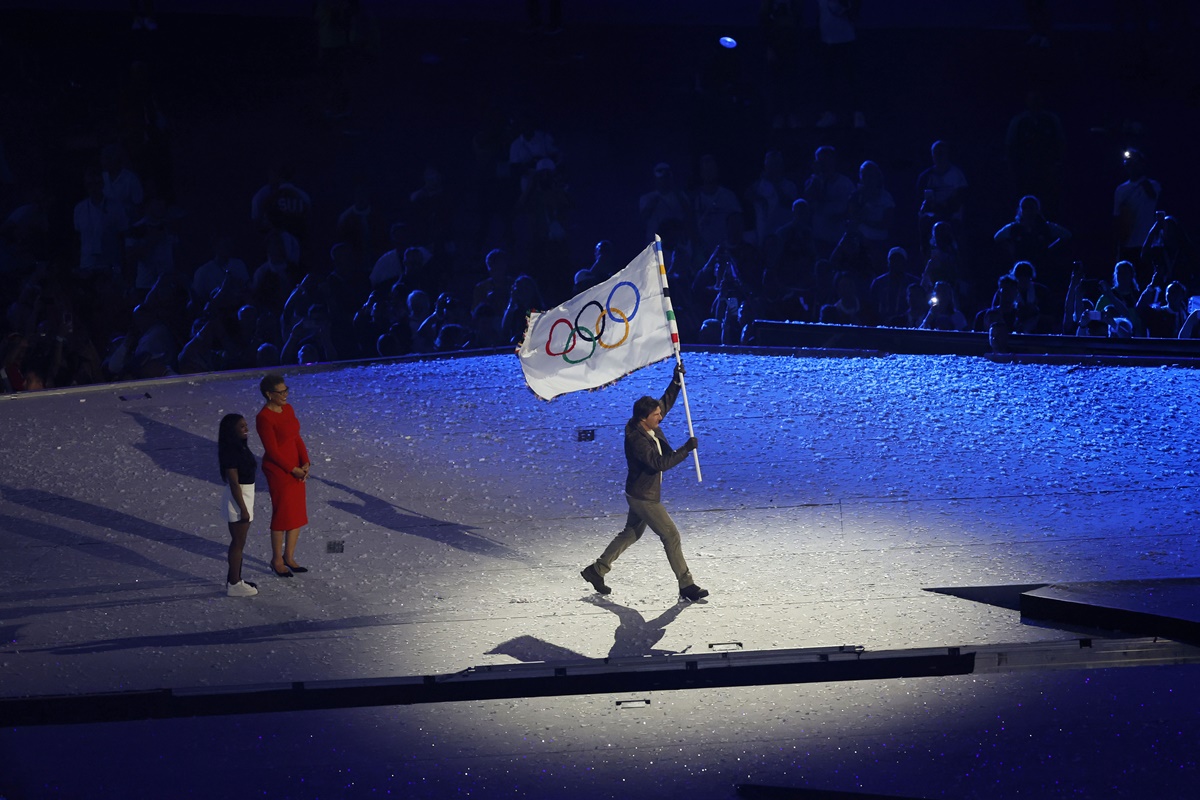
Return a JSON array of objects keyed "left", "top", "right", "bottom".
[{"left": 719, "top": 36, "right": 737, "bottom": 49}]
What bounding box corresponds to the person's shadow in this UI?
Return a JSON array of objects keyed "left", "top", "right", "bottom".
[
  {"left": 486, "top": 596, "right": 691, "bottom": 663},
  {"left": 23, "top": 613, "right": 407, "bottom": 655},
  {"left": 125, "top": 411, "right": 223, "bottom": 483},
  {"left": 0, "top": 511, "right": 200, "bottom": 584},
  {"left": 0, "top": 484, "right": 245, "bottom": 566},
  {"left": 317, "top": 477, "right": 528, "bottom": 562}
]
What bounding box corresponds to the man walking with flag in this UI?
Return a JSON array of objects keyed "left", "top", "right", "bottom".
[
  {"left": 517, "top": 239, "right": 708, "bottom": 601},
  {"left": 579, "top": 362, "right": 709, "bottom": 602}
]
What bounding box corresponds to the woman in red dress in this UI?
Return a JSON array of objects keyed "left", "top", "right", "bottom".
[{"left": 256, "top": 373, "right": 311, "bottom": 577}]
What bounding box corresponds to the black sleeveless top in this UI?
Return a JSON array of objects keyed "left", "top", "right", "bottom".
[{"left": 218, "top": 441, "right": 258, "bottom": 485}]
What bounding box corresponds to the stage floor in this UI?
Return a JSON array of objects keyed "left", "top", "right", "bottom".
[{"left": 2, "top": 351, "right": 1199, "bottom": 798}]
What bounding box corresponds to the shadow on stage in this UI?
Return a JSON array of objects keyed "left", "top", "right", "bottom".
[
  {"left": 0, "top": 484, "right": 265, "bottom": 570},
  {"left": 125, "top": 411, "right": 220, "bottom": 483},
  {"left": 318, "top": 477, "right": 528, "bottom": 562},
  {"left": 487, "top": 596, "right": 692, "bottom": 663},
  {"left": 20, "top": 613, "right": 409, "bottom": 655}
]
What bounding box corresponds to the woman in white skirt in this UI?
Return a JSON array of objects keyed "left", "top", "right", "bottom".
[{"left": 218, "top": 413, "right": 259, "bottom": 597}]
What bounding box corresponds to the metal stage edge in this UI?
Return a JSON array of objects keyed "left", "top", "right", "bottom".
[{"left": 3, "top": 637, "right": 1198, "bottom": 728}]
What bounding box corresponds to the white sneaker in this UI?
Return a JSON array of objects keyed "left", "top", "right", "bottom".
[
  {"left": 816, "top": 111, "right": 837, "bottom": 128},
  {"left": 227, "top": 580, "right": 258, "bottom": 597},
  {"left": 853, "top": 111, "right": 867, "bottom": 129}
]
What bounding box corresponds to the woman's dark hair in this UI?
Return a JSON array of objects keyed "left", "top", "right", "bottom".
[
  {"left": 259, "top": 373, "right": 284, "bottom": 399},
  {"left": 217, "top": 413, "right": 249, "bottom": 479},
  {"left": 631, "top": 396, "right": 661, "bottom": 423}
]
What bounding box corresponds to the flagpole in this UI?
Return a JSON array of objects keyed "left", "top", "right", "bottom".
[{"left": 653, "top": 235, "right": 702, "bottom": 482}]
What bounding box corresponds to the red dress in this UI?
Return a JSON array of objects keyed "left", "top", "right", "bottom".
[{"left": 256, "top": 403, "right": 310, "bottom": 530}]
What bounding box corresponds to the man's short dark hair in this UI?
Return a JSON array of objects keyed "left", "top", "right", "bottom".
[{"left": 632, "top": 396, "right": 661, "bottom": 422}]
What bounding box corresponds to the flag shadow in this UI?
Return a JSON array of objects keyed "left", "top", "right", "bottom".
[
  {"left": 486, "top": 596, "right": 691, "bottom": 664},
  {"left": 317, "top": 477, "right": 528, "bottom": 562}
]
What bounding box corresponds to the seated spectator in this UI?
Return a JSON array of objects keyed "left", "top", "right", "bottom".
[
  {"left": 126, "top": 197, "right": 177, "bottom": 298},
  {"left": 693, "top": 154, "right": 742, "bottom": 259},
  {"left": 993, "top": 195, "right": 1071, "bottom": 290},
  {"left": 50, "top": 315, "right": 102, "bottom": 389},
  {"left": 885, "top": 282, "right": 931, "bottom": 328},
  {"left": 281, "top": 303, "right": 338, "bottom": 365},
  {"left": 501, "top": 274, "right": 544, "bottom": 346},
  {"left": 1141, "top": 212, "right": 1198, "bottom": 288},
  {"left": 518, "top": 157, "right": 572, "bottom": 298},
  {"left": 1005, "top": 260, "right": 1051, "bottom": 333},
  {"left": 132, "top": 321, "right": 179, "bottom": 376},
  {"left": 804, "top": 145, "right": 855, "bottom": 257},
  {"left": 256, "top": 342, "right": 281, "bottom": 368},
  {"left": 923, "top": 221, "right": 966, "bottom": 298},
  {"left": 251, "top": 164, "right": 312, "bottom": 242},
  {"left": 639, "top": 162, "right": 691, "bottom": 243},
  {"left": 129, "top": 271, "right": 188, "bottom": 351},
  {"left": 409, "top": 165, "right": 456, "bottom": 259},
  {"left": 7, "top": 273, "right": 46, "bottom": 338},
  {"left": 369, "top": 222, "right": 410, "bottom": 289},
  {"left": 0, "top": 187, "right": 52, "bottom": 275},
  {"left": 407, "top": 289, "right": 434, "bottom": 352},
  {"left": 376, "top": 323, "right": 413, "bottom": 357},
  {"left": 509, "top": 115, "right": 561, "bottom": 194},
  {"left": 919, "top": 281, "right": 968, "bottom": 331},
  {"left": 352, "top": 290, "right": 392, "bottom": 355},
  {"left": 74, "top": 167, "right": 129, "bottom": 278},
  {"left": 178, "top": 317, "right": 223, "bottom": 374},
  {"left": 191, "top": 236, "right": 248, "bottom": 308},
  {"left": 766, "top": 197, "right": 815, "bottom": 294},
  {"left": 1096, "top": 259, "right": 1144, "bottom": 336},
  {"left": 708, "top": 248, "right": 763, "bottom": 345},
  {"left": 284, "top": 272, "right": 328, "bottom": 340},
  {"left": 974, "top": 275, "right": 1020, "bottom": 333},
  {"left": 868, "top": 247, "right": 920, "bottom": 324},
  {"left": 252, "top": 230, "right": 296, "bottom": 315},
  {"left": 691, "top": 244, "right": 735, "bottom": 319},
  {"left": 745, "top": 150, "right": 798, "bottom": 246},
  {"left": 473, "top": 248, "right": 510, "bottom": 311},
  {"left": 916, "top": 140, "right": 968, "bottom": 246},
  {"left": 1, "top": 332, "right": 28, "bottom": 392},
  {"left": 1136, "top": 275, "right": 1189, "bottom": 338},
  {"left": 470, "top": 302, "right": 502, "bottom": 348},
  {"left": 819, "top": 270, "right": 866, "bottom": 325},
  {"left": 572, "top": 240, "right": 619, "bottom": 293},
  {"left": 227, "top": 304, "right": 271, "bottom": 368},
  {"left": 400, "top": 245, "right": 437, "bottom": 296},
  {"left": 14, "top": 331, "right": 63, "bottom": 391},
  {"left": 101, "top": 143, "right": 144, "bottom": 223},
  {"left": 828, "top": 229, "right": 873, "bottom": 286},
  {"left": 847, "top": 160, "right": 895, "bottom": 268},
  {"left": 1063, "top": 272, "right": 1109, "bottom": 337},
  {"left": 336, "top": 182, "right": 377, "bottom": 274},
  {"left": 434, "top": 322, "right": 473, "bottom": 352},
  {"left": 417, "top": 292, "right": 469, "bottom": 347}
]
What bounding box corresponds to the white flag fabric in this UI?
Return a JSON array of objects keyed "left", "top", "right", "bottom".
[{"left": 519, "top": 242, "right": 676, "bottom": 400}]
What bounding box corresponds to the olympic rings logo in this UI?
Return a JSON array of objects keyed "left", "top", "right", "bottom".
[{"left": 545, "top": 281, "right": 642, "bottom": 364}]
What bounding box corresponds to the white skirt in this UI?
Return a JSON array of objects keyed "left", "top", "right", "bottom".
[{"left": 223, "top": 483, "right": 255, "bottom": 523}]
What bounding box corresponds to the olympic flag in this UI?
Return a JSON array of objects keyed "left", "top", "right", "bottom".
[{"left": 518, "top": 242, "right": 677, "bottom": 400}]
